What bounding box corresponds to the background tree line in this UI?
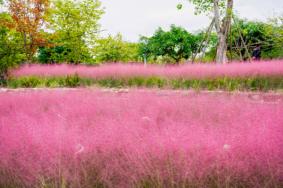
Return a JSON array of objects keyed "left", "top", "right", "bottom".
[{"left": 0, "top": 0, "right": 283, "bottom": 82}]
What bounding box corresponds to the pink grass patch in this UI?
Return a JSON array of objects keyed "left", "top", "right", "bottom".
[
  {"left": 0, "top": 89, "right": 282, "bottom": 187},
  {"left": 11, "top": 60, "right": 283, "bottom": 79}
]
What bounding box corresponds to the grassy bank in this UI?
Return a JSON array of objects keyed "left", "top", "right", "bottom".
[{"left": 6, "top": 75, "right": 283, "bottom": 91}]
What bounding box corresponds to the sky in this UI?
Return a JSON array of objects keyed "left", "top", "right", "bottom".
[{"left": 99, "top": 0, "right": 283, "bottom": 42}]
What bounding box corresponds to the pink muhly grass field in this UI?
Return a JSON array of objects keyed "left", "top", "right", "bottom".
[
  {"left": 0, "top": 89, "right": 282, "bottom": 187},
  {"left": 11, "top": 60, "right": 283, "bottom": 79}
]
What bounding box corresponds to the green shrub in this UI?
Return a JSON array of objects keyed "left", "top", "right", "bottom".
[
  {"left": 128, "top": 77, "right": 145, "bottom": 87},
  {"left": 6, "top": 76, "right": 283, "bottom": 91},
  {"left": 8, "top": 77, "right": 41, "bottom": 88},
  {"left": 65, "top": 74, "right": 80, "bottom": 87}
]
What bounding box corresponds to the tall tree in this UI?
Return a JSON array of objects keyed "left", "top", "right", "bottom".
[
  {"left": 139, "top": 25, "right": 198, "bottom": 63},
  {"left": 180, "top": 0, "right": 234, "bottom": 63},
  {"left": 8, "top": 0, "right": 50, "bottom": 61},
  {"left": 0, "top": 12, "right": 25, "bottom": 83},
  {"left": 93, "top": 34, "right": 139, "bottom": 63},
  {"left": 47, "top": 0, "right": 104, "bottom": 63},
  {"left": 214, "top": 0, "right": 233, "bottom": 64}
]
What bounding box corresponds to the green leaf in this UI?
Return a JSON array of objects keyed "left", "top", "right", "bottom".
[{"left": 177, "top": 4, "right": 183, "bottom": 10}]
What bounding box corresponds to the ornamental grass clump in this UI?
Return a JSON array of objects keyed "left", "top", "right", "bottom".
[
  {"left": 11, "top": 60, "right": 283, "bottom": 80},
  {"left": 0, "top": 89, "right": 282, "bottom": 187}
]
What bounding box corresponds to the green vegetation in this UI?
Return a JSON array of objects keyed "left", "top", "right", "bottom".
[
  {"left": 93, "top": 34, "right": 140, "bottom": 63},
  {"left": 7, "top": 75, "right": 283, "bottom": 92},
  {"left": 228, "top": 18, "right": 283, "bottom": 60},
  {"left": 180, "top": 0, "right": 234, "bottom": 64},
  {"left": 0, "top": 13, "right": 26, "bottom": 85},
  {"left": 40, "top": 0, "right": 104, "bottom": 64},
  {"left": 139, "top": 25, "right": 201, "bottom": 64}
]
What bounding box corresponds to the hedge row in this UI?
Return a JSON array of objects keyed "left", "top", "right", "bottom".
[{"left": 6, "top": 75, "right": 283, "bottom": 91}]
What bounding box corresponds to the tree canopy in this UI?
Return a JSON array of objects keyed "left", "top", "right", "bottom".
[
  {"left": 0, "top": 13, "right": 25, "bottom": 83},
  {"left": 7, "top": 0, "right": 50, "bottom": 61},
  {"left": 139, "top": 25, "right": 200, "bottom": 63},
  {"left": 228, "top": 18, "right": 283, "bottom": 60},
  {"left": 93, "top": 34, "right": 139, "bottom": 63},
  {"left": 180, "top": 0, "right": 234, "bottom": 63},
  {"left": 45, "top": 0, "right": 104, "bottom": 63}
]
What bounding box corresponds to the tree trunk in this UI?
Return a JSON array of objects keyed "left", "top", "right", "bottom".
[
  {"left": 0, "top": 69, "right": 7, "bottom": 86},
  {"left": 216, "top": 33, "right": 228, "bottom": 63},
  {"left": 214, "top": 0, "right": 233, "bottom": 64},
  {"left": 23, "top": 32, "right": 30, "bottom": 62}
]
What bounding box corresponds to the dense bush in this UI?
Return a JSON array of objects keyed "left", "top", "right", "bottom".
[
  {"left": 93, "top": 34, "right": 140, "bottom": 63},
  {"left": 139, "top": 25, "right": 201, "bottom": 64}
]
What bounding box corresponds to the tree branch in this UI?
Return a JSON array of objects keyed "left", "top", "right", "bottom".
[{"left": 213, "top": 0, "right": 221, "bottom": 33}]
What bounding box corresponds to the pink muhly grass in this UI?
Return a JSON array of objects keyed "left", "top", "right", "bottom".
[
  {"left": 0, "top": 89, "right": 282, "bottom": 187},
  {"left": 10, "top": 60, "right": 283, "bottom": 80}
]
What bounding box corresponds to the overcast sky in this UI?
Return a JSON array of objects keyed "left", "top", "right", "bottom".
[{"left": 99, "top": 0, "right": 283, "bottom": 42}]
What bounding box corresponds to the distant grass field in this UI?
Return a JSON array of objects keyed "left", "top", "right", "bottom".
[{"left": 6, "top": 60, "right": 283, "bottom": 91}]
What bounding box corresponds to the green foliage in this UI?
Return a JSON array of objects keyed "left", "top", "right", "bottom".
[
  {"left": 7, "top": 75, "right": 283, "bottom": 92},
  {"left": 93, "top": 34, "right": 140, "bottom": 63},
  {"left": 177, "top": 4, "right": 183, "bottom": 10},
  {"left": 0, "top": 13, "right": 26, "bottom": 84},
  {"left": 228, "top": 18, "right": 283, "bottom": 60},
  {"left": 38, "top": 46, "right": 71, "bottom": 64},
  {"left": 46, "top": 0, "right": 104, "bottom": 64},
  {"left": 139, "top": 25, "right": 200, "bottom": 63},
  {"left": 180, "top": 0, "right": 226, "bottom": 15},
  {"left": 188, "top": 0, "right": 215, "bottom": 14},
  {"left": 7, "top": 75, "right": 91, "bottom": 88},
  {"left": 193, "top": 32, "right": 218, "bottom": 62},
  {"left": 65, "top": 74, "right": 80, "bottom": 87},
  {"left": 11, "top": 77, "right": 41, "bottom": 88}
]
